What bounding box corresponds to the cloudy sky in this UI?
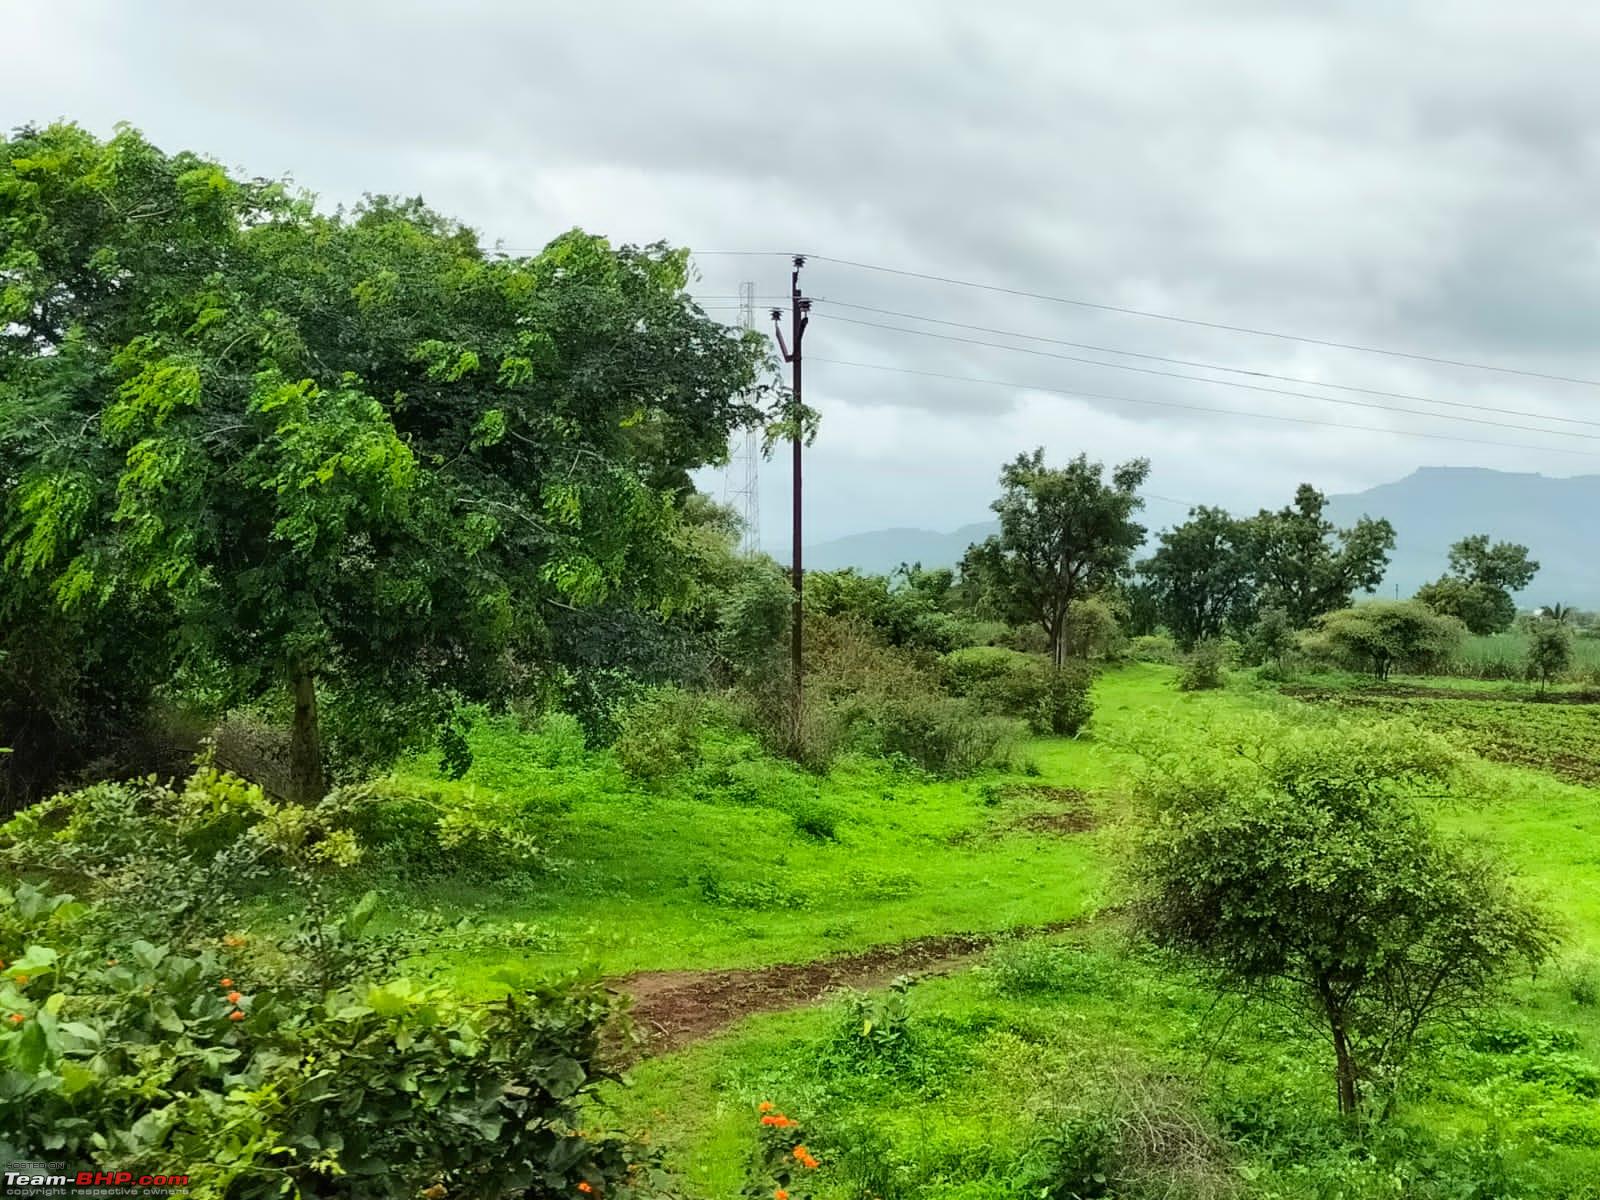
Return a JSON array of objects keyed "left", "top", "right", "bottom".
[{"left": 10, "top": 1, "right": 1600, "bottom": 546}]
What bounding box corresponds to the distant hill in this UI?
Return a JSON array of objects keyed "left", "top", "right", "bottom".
[
  {"left": 1324, "top": 467, "right": 1600, "bottom": 605},
  {"left": 801, "top": 520, "right": 999, "bottom": 574},
  {"left": 799, "top": 467, "right": 1600, "bottom": 606}
]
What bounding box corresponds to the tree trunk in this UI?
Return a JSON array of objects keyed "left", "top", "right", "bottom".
[
  {"left": 1331, "top": 1019, "right": 1360, "bottom": 1115},
  {"left": 288, "top": 667, "right": 326, "bottom": 804}
]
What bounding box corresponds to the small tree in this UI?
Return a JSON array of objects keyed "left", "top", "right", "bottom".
[
  {"left": 1416, "top": 534, "right": 1539, "bottom": 634},
  {"left": 1244, "top": 606, "right": 1296, "bottom": 670},
  {"left": 1315, "top": 601, "right": 1464, "bottom": 680},
  {"left": 1527, "top": 618, "right": 1573, "bottom": 694},
  {"left": 1129, "top": 717, "right": 1554, "bottom": 1115},
  {"left": 961, "top": 449, "right": 1149, "bottom": 668}
]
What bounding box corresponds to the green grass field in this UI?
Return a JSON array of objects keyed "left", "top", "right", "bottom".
[{"left": 366, "top": 664, "right": 1600, "bottom": 1197}]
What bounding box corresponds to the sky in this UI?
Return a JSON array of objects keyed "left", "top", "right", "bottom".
[{"left": 9, "top": 1, "right": 1600, "bottom": 548}]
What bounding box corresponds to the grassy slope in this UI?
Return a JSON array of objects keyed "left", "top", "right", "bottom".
[
  {"left": 389, "top": 669, "right": 1213, "bottom": 993},
  {"left": 545, "top": 666, "right": 1600, "bottom": 1198}
]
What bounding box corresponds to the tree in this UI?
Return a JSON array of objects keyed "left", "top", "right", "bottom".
[
  {"left": 1, "top": 123, "right": 772, "bottom": 800},
  {"left": 1416, "top": 534, "right": 1539, "bottom": 634},
  {"left": 1243, "top": 606, "right": 1296, "bottom": 670},
  {"left": 1130, "top": 717, "right": 1554, "bottom": 1115},
  {"left": 1140, "top": 506, "right": 1255, "bottom": 650},
  {"left": 1248, "top": 486, "right": 1394, "bottom": 627},
  {"left": 961, "top": 449, "right": 1149, "bottom": 667},
  {"left": 1314, "top": 601, "right": 1465, "bottom": 680},
  {"left": 1527, "top": 618, "right": 1572, "bottom": 694}
]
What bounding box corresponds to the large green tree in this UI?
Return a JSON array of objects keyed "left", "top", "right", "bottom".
[
  {"left": 1, "top": 123, "right": 772, "bottom": 800},
  {"left": 961, "top": 449, "right": 1149, "bottom": 667},
  {"left": 1248, "top": 485, "right": 1394, "bottom": 627},
  {"left": 1139, "top": 505, "right": 1255, "bottom": 650},
  {"left": 1415, "top": 534, "right": 1538, "bottom": 634}
]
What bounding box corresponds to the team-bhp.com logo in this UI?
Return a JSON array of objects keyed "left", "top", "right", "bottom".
[{"left": 3, "top": 1162, "right": 190, "bottom": 1196}]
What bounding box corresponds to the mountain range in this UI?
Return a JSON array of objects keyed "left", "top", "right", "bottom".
[{"left": 799, "top": 467, "right": 1600, "bottom": 606}]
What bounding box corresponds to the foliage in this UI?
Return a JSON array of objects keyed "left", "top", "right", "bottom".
[
  {"left": 1242, "top": 606, "right": 1296, "bottom": 669},
  {"left": 614, "top": 687, "right": 717, "bottom": 784},
  {"left": 806, "top": 567, "right": 973, "bottom": 653},
  {"left": 744, "top": 1103, "right": 822, "bottom": 1200},
  {"left": 1178, "top": 639, "right": 1229, "bottom": 692},
  {"left": 1128, "top": 714, "right": 1556, "bottom": 1114},
  {"left": 1127, "top": 633, "right": 1183, "bottom": 665},
  {"left": 0, "top": 122, "right": 773, "bottom": 799},
  {"left": 1415, "top": 535, "right": 1539, "bottom": 636},
  {"left": 1526, "top": 618, "right": 1573, "bottom": 694},
  {"left": 1141, "top": 506, "right": 1256, "bottom": 650},
  {"left": 1311, "top": 601, "right": 1466, "bottom": 680},
  {"left": 939, "top": 646, "right": 1094, "bottom": 735},
  {"left": 961, "top": 448, "right": 1149, "bottom": 666},
  {"left": 839, "top": 690, "right": 1020, "bottom": 776},
  {"left": 1247, "top": 486, "right": 1394, "bottom": 628},
  {"left": 0, "top": 903, "right": 663, "bottom": 1196}
]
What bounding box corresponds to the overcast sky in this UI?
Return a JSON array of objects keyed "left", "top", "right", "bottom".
[{"left": 10, "top": 1, "right": 1600, "bottom": 546}]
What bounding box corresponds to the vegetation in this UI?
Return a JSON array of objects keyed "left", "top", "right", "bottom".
[
  {"left": 1417, "top": 535, "right": 1540, "bottom": 634},
  {"left": 1128, "top": 715, "right": 1554, "bottom": 1114},
  {"left": 961, "top": 449, "right": 1148, "bottom": 667},
  {"left": 5, "top": 119, "right": 1600, "bottom": 1198}
]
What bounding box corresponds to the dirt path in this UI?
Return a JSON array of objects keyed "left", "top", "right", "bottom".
[{"left": 612, "top": 917, "right": 1092, "bottom": 1058}]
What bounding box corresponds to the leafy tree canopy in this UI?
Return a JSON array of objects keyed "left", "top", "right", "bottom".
[
  {"left": 961, "top": 448, "right": 1148, "bottom": 666},
  {"left": 1, "top": 122, "right": 773, "bottom": 798},
  {"left": 1140, "top": 505, "right": 1255, "bottom": 650},
  {"left": 1416, "top": 534, "right": 1538, "bottom": 634},
  {"left": 1247, "top": 485, "right": 1394, "bottom": 628}
]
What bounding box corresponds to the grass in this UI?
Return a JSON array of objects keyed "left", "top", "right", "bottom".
[
  {"left": 1444, "top": 628, "right": 1600, "bottom": 683},
  {"left": 360, "top": 662, "right": 1600, "bottom": 1195}
]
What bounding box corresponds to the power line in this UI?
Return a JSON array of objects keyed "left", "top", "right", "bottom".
[
  {"left": 813, "top": 298, "right": 1600, "bottom": 431},
  {"left": 809, "top": 356, "right": 1600, "bottom": 459},
  {"left": 804, "top": 253, "right": 1600, "bottom": 388},
  {"left": 814, "top": 313, "right": 1600, "bottom": 442}
]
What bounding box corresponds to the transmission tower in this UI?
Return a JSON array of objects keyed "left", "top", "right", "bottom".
[{"left": 723, "top": 281, "right": 761, "bottom": 554}]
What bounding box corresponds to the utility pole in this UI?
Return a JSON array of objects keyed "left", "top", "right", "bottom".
[{"left": 772, "top": 256, "right": 810, "bottom": 741}]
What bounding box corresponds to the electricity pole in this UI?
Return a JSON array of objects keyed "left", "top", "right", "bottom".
[{"left": 772, "top": 256, "right": 810, "bottom": 740}]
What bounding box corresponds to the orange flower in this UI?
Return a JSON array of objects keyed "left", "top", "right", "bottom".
[
  {"left": 227, "top": 991, "right": 242, "bottom": 1004},
  {"left": 8, "top": 1013, "right": 23, "bottom": 1024},
  {"left": 220, "top": 978, "right": 234, "bottom": 988},
  {"left": 775, "top": 1191, "right": 789, "bottom": 1200},
  {"left": 793, "top": 1146, "right": 808, "bottom": 1161},
  {"left": 229, "top": 1010, "right": 246, "bottom": 1021},
  {"left": 760, "top": 1115, "right": 775, "bottom": 1126},
  {"left": 758, "top": 1101, "right": 775, "bottom": 1113},
  {"left": 802, "top": 1155, "right": 819, "bottom": 1170},
  {"left": 576, "top": 1184, "right": 593, "bottom": 1195}
]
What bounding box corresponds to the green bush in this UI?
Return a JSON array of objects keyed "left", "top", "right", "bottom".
[
  {"left": 614, "top": 686, "right": 716, "bottom": 784},
  {"left": 0, "top": 900, "right": 663, "bottom": 1196},
  {"left": 1178, "top": 639, "right": 1228, "bottom": 691},
  {"left": 0, "top": 773, "right": 672, "bottom": 1197},
  {"left": 1128, "top": 633, "right": 1182, "bottom": 665},
  {"left": 983, "top": 938, "right": 1089, "bottom": 997},
  {"left": 843, "top": 691, "right": 1019, "bottom": 776},
  {"left": 940, "top": 647, "right": 1094, "bottom": 735}
]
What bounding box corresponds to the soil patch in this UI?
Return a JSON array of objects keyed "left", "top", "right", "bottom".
[
  {"left": 954, "top": 784, "right": 1098, "bottom": 842},
  {"left": 613, "top": 918, "right": 1085, "bottom": 1058}
]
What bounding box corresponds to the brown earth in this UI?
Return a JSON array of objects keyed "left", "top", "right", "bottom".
[{"left": 611, "top": 917, "right": 1090, "bottom": 1059}]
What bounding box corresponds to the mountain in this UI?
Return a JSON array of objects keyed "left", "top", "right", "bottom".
[
  {"left": 1324, "top": 467, "right": 1600, "bottom": 605},
  {"left": 801, "top": 520, "right": 999, "bottom": 574},
  {"left": 799, "top": 467, "right": 1600, "bottom": 605}
]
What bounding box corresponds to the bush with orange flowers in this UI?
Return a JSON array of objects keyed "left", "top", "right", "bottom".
[{"left": 743, "top": 1102, "right": 823, "bottom": 1199}]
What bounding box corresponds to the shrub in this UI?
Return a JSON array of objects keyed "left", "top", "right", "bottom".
[
  {"left": 1312, "top": 601, "right": 1466, "bottom": 680},
  {"left": 1128, "top": 634, "right": 1182, "bottom": 665},
  {"left": 842, "top": 692, "right": 1019, "bottom": 776},
  {"left": 941, "top": 647, "right": 1094, "bottom": 736},
  {"left": 982, "top": 937, "right": 1105, "bottom": 998},
  {"left": 1034, "top": 661, "right": 1095, "bottom": 736},
  {"left": 1129, "top": 714, "right": 1555, "bottom": 1115},
  {"left": 1243, "top": 607, "right": 1296, "bottom": 668},
  {"left": 614, "top": 686, "right": 715, "bottom": 783},
  {"left": 1178, "top": 639, "right": 1228, "bottom": 691}
]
